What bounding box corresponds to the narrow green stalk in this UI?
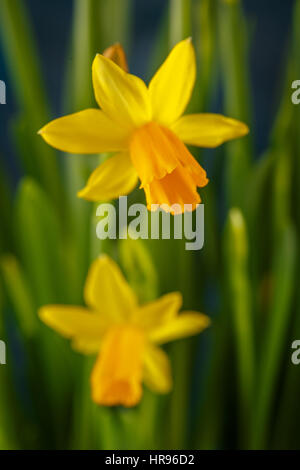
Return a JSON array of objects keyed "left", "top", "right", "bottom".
[
  {"left": 14, "top": 178, "right": 75, "bottom": 443},
  {"left": 0, "top": 161, "right": 13, "bottom": 253},
  {"left": 0, "top": 256, "right": 37, "bottom": 338},
  {"left": 0, "top": 372, "right": 16, "bottom": 449},
  {"left": 0, "top": 0, "right": 48, "bottom": 120},
  {"left": 246, "top": 149, "right": 275, "bottom": 250},
  {"left": 201, "top": 186, "right": 220, "bottom": 278},
  {"left": 89, "top": 203, "right": 117, "bottom": 263},
  {"left": 291, "top": 0, "right": 300, "bottom": 230},
  {"left": 0, "top": 302, "right": 16, "bottom": 449},
  {"left": 166, "top": 0, "right": 197, "bottom": 449},
  {"left": 169, "top": 0, "right": 192, "bottom": 46},
  {"left": 251, "top": 120, "right": 294, "bottom": 448},
  {"left": 251, "top": 225, "right": 297, "bottom": 448},
  {"left": 94, "top": 407, "right": 128, "bottom": 450},
  {"left": 218, "top": 0, "right": 252, "bottom": 209},
  {"left": 245, "top": 150, "right": 275, "bottom": 331},
  {"left": 224, "top": 209, "right": 255, "bottom": 446},
  {"left": 0, "top": 0, "right": 63, "bottom": 208},
  {"left": 120, "top": 238, "right": 158, "bottom": 304},
  {"left": 73, "top": 356, "right": 120, "bottom": 450},
  {"left": 271, "top": 1, "right": 300, "bottom": 447},
  {"left": 14, "top": 178, "right": 69, "bottom": 305},
  {"left": 193, "top": 0, "right": 218, "bottom": 110},
  {"left": 66, "top": 0, "right": 101, "bottom": 106},
  {"left": 272, "top": 268, "right": 300, "bottom": 449},
  {"left": 64, "top": 0, "right": 101, "bottom": 299},
  {"left": 135, "top": 391, "right": 164, "bottom": 449},
  {"left": 218, "top": 0, "right": 250, "bottom": 120},
  {"left": 168, "top": 240, "right": 199, "bottom": 449},
  {"left": 196, "top": 303, "right": 230, "bottom": 449},
  {"left": 98, "top": 0, "right": 132, "bottom": 50},
  {"left": 272, "top": 149, "right": 292, "bottom": 243},
  {"left": 168, "top": 341, "right": 191, "bottom": 449},
  {"left": 72, "top": 357, "right": 96, "bottom": 449},
  {"left": 146, "top": 244, "right": 195, "bottom": 449}
]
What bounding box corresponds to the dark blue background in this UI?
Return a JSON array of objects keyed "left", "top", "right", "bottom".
[{"left": 0, "top": 0, "right": 296, "bottom": 184}]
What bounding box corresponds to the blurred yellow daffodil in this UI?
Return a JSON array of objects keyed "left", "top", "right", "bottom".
[
  {"left": 39, "top": 255, "right": 210, "bottom": 407},
  {"left": 38, "top": 39, "right": 249, "bottom": 212}
]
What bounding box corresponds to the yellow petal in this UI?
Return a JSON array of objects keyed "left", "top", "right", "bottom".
[
  {"left": 149, "top": 38, "right": 196, "bottom": 126},
  {"left": 133, "top": 292, "right": 182, "bottom": 330},
  {"left": 84, "top": 255, "right": 138, "bottom": 321},
  {"left": 92, "top": 54, "right": 151, "bottom": 130},
  {"left": 103, "top": 43, "right": 129, "bottom": 72},
  {"left": 171, "top": 114, "right": 249, "bottom": 148},
  {"left": 78, "top": 152, "right": 138, "bottom": 201},
  {"left": 38, "top": 109, "right": 128, "bottom": 154},
  {"left": 148, "top": 312, "right": 211, "bottom": 345},
  {"left": 143, "top": 344, "right": 172, "bottom": 394},
  {"left": 91, "top": 326, "right": 145, "bottom": 407},
  {"left": 39, "top": 305, "right": 106, "bottom": 354}
]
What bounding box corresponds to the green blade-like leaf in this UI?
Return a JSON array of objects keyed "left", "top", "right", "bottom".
[
  {"left": 0, "top": 0, "right": 64, "bottom": 207},
  {"left": 218, "top": 0, "right": 252, "bottom": 209},
  {"left": 224, "top": 208, "right": 255, "bottom": 446},
  {"left": 252, "top": 224, "right": 297, "bottom": 449},
  {"left": 14, "top": 178, "right": 70, "bottom": 305},
  {"left": 0, "top": 255, "right": 37, "bottom": 338}
]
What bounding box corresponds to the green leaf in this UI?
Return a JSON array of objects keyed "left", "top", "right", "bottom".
[
  {"left": 169, "top": 0, "right": 192, "bottom": 46},
  {"left": 218, "top": 0, "right": 252, "bottom": 208},
  {"left": 14, "top": 178, "right": 70, "bottom": 306},
  {"left": 224, "top": 208, "right": 255, "bottom": 446},
  {"left": 251, "top": 224, "right": 297, "bottom": 448},
  {"left": 0, "top": 0, "right": 63, "bottom": 208},
  {"left": 0, "top": 159, "right": 13, "bottom": 253},
  {"left": 0, "top": 255, "right": 37, "bottom": 338},
  {"left": 119, "top": 237, "right": 158, "bottom": 303}
]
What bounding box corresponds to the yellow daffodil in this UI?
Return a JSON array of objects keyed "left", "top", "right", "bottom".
[
  {"left": 38, "top": 39, "right": 249, "bottom": 213},
  {"left": 39, "top": 255, "right": 210, "bottom": 407}
]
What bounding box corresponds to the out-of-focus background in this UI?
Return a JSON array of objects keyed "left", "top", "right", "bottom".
[
  {"left": 0, "top": 0, "right": 300, "bottom": 450},
  {"left": 0, "top": 0, "right": 295, "bottom": 181}
]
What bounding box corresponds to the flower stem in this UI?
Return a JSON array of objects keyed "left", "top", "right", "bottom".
[
  {"left": 224, "top": 208, "right": 255, "bottom": 446},
  {"left": 169, "top": 0, "right": 192, "bottom": 47},
  {"left": 218, "top": 0, "right": 252, "bottom": 209}
]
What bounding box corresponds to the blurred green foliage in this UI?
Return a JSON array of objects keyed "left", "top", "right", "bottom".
[{"left": 0, "top": 0, "right": 299, "bottom": 450}]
